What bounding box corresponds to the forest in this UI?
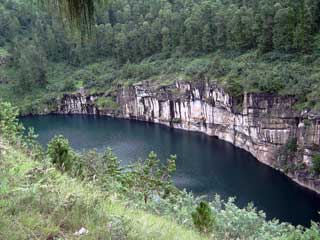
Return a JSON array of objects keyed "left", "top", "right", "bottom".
[
  {"left": 2, "top": 0, "right": 320, "bottom": 239},
  {"left": 0, "top": 0, "right": 320, "bottom": 112}
]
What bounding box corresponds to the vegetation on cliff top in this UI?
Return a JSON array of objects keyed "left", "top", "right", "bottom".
[
  {"left": 1, "top": 0, "right": 320, "bottom": 238},
  {"left": 1, "top": 0, "right": 320, "bottom": 113}
]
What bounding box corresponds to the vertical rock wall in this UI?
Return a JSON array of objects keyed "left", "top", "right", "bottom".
[{"left": 56, "top": 81, "right": 320, "bottom": 193}]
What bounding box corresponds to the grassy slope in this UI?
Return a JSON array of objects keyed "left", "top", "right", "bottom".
[
  {"left": 2, "top": 49, "right": 320, "bottom": 115},
  {"left": 0, "top": 144, "right": 205, "bottom": 240}
]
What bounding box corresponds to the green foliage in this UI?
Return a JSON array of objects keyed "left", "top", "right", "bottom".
[
  {"left": 1, "top": 0, "right": 320, "bottom": 113},
  {"left": 184, "top": 58, "right": 212, "bottom": 76},
  {"left": 171, "top": 118, "right": 182, "bottom": 124},
  {"left": 74, "top": 148, "right": 177, "bottom": 204},
  {"left": 287, "top": 137, "right": 298, "bottom": 152},
  {"left": 2, "top": 0, "right": 320, "bottom": 67},
  {"left": 294, "top": 4, "right": 313, "bottom": 53},
  {"left": 0, "top": 101, "right": 23, "bottom": 143},
  {"left": 277, "top": 137, "right": 298, "bottom": 168},
  {"left": 312, "top": 154, "right": 320, "bottom": 174},
  {"left": 0, "top": 100, "right": 45, "bottom": 161},
  {"left": 1, "top": 146, "right": 202, "bottom": 240},
  {"left": 192, "top": 201, "right": 215, "bottom": 234},
  {"left": 0, "top": 48, "right": 10, "bottom": 57},
  {"left": 47, "top": 135, "right": 77, "bottom": 172},
  {"left": 95, "top": 96, "right": 120, "bottom": 110},
  {"left": 117, "top": 151, "right": 177, "bottom": 203},
  {"left": 15, "top": 41, "right": 48, "bottom": 93},
  {"left": 273, "top": 6, "right": 295, "bottom": 51},
  {"left": 39, "top": 0, "right": 108, "bottom": 36},
  {"left": 102, "top": 147, "right": 121, "bottom": 177},
  {"left": 135, "top": 152, "right": 177, "bottom": 203},
  {"left": 0, "top": 104, "right": 320, "bottom": 239}
]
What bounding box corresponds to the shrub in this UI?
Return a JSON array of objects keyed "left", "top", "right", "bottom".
[
  {"left": 171, "top": 118, "right": 182, "bottom": 124},
  {"left": 132, "top": 152, "right": 177, "bottom": 203},
  {"left": 225, "top": 77, "right": 244, "bottom": 97},
  {"left": 312, "top": 154, "right": 320, "bottom": 174},
  {"left": 277, "top": 137, "right": 298, "bottom": 168},
  {"left": 184, "top": 58, "right": 212, "bottom": 76},
  {"left": 192, "top": 201, "right": 215, "bottom": 234},
  {"left": 121, "top": 62, "right": 158, "bottom": 80},
  {"left": 102, "top": 148, "right": 121, "bottom": 176},
  {"left": 0, "top": 101, "right": 23, "bottom": 143},
  {"left": 47, "top": 135, "right": 77, "bottom": 172},
  {"left": 95, "top": 97, "right": 120, "bottom": 110},
  {"left": 286, "top": 137, "right": 298, "bottom": 152}
]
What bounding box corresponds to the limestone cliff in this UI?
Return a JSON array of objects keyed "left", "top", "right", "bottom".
[{"left": 56, "top": 81, "right": 320, "bottom": 193}]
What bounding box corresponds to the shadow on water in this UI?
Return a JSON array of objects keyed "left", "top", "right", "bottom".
[{"left": 21, "top": 114, "right": 320, "bottom": 226}]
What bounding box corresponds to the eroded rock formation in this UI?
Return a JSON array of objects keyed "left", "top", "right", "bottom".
[{"left": 56, "top": 81, "right": 320, "bottom": 193}]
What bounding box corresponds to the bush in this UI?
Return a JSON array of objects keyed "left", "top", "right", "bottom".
[
  {"left": 95, "top": 96, "right": 120, "bottom": 110},
  {"left": 184, "top": 58, "right": 212, "bottom": 76},
  {"left": 129, "top": 152, "right": 177, "bottom": 203},
  {"left": 286, "top": 137, "right": 298, "bottom": 152},
  {"left": 0, "top": 101, "right": 23, "bottom": 143},
  {"left": 121, "top": 62, "right": 158, "bottom": 80},
  {"left": 47, "top": 135, "right": 77, "bottom": 172},
  {"left": 312, "top": 154, "right": 320, "bottom": 174},
  {"left": 1, "top": 104, "right": 320, "bottom": 239},
  {"left": 192, "top": 201, "right": 215, "bottom": 234},
  {"left": 277, "top": 137, "right": 298, "bottom": 168},
  {"left": 102, "top": 148, "right": 121, "bottom": 177}
]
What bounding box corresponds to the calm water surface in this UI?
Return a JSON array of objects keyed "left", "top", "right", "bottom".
[{"left": 21, "top": 114, "right": 320, "bottom": 226}]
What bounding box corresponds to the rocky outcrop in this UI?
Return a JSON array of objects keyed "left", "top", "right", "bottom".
[
  {"left": 55, "top": 81, "right": 320, "bottom": 194},
  {"left": 57, "top": 93, "right": 98, "bottom": 115}
]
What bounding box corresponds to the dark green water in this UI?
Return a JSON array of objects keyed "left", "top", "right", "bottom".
[{"left": 21, "top": 114, "right": 320, "bottom": 226}]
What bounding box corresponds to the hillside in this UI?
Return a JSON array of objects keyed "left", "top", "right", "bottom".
[
  {"left": 1, "top": 0, "right": 320, "bottom": 114},
  {"left": 1, "top": 0, "right": 320, "bottom": 238},
  {"left": 0, "top": 101, "right": 320, "bottom": 239},
  {"left": 0, "top": 144, "right": 205, "bottom": 240}
]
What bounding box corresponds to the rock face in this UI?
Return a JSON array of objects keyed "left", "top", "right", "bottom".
[
  {"left": 56, "top": 81, "right": 320, "bottom": 194},
  {"left": 57, "top": 93, "right": 98, "bottom": 115}
]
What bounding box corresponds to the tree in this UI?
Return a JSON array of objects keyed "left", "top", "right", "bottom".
[
  {"left": 102, "top": 147, "right": 121, "bottom": 177},
  {"left": 95, "top": 23, "right": 114, "bottom": 57},
  {"left": 161, "top": 26, "right": 171, "bottom": 53},
  {"left": 0, "top": 101, "right": 23, "bottom": 143},
  {"left": 202, "top": 24, "right": 214, "bottom": 53},
  {"left": 228, "top": 6, "right": 256, "bottom": 50},
  {"left": 312, "top": 154, "right": 320, "bottom": 174},
  {"left": 0, "top": 8, "right": 19, "bottom": 46},
  {"left": 114, "top": 31, "right": 128, "bottom": 62},
  {"left": 273, "top": 6, "right": 295, "bottom": 51},
  {"left": 140, "top": 21, "right": 153, "bottom": 57},
  {"left": 134, "top": 152, "right": 176, "bottom": 204},
  {"left": 183, "top": 5, "right": 203, "bottom": 53},
  {"left": 257, "top": 4, "right": 275, "bottom": 53},
  {"left": 47, "top": 135, "right": 76, "bottom": 172},
  {"left": 214, "top": 7, "right": 227, "bottom": 49},
  {"left": 16, "top": 42, "right": 48, "bottom": 92},
  {"left": 192, "top": 201, "right": 215, "bottom": 234},
  {"left": 294, "top": 3, "right": 313, "bottom": 53},
  {"left": 304, "top": 0, "right": 320, "bottom": 31}
]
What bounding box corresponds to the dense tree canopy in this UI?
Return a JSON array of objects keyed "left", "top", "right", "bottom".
[
  {"left": 2, "top": 0, "right": 320, "bottom": 63},
  {"left": 1, "top": 0, "right": 320, "bottom": 112}
]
